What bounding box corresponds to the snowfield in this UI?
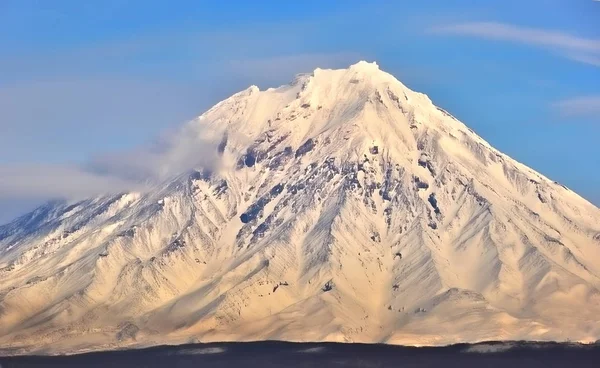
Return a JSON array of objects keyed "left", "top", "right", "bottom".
[{"left": 1, "top": 61, "right": 599, "bottom": 354}]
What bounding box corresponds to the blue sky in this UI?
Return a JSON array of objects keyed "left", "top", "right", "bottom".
[{"left": 1, "top": 0, "right": 599, "bottom": 222}]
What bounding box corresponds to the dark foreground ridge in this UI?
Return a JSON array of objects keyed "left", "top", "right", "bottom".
[{"left": 1, "top": 340, "right": 600, "bottom": 367}]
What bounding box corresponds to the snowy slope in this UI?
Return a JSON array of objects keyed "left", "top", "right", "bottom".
[{"left": 1, "top": 61, "right": 599, "bottom": 354}]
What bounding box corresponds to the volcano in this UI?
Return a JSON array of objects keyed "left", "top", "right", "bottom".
[{"left": 1, "top": 61, "right": 599, "bottom": 354}]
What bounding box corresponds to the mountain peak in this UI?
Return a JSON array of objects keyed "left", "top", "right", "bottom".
[
  {"left": 312, "top": 60, "right": 395, "bottom": 86},
  {"left": 307, "top": 61, "right": 398, "bottom": 92},
  {"left": 313, "top": 60, "right": 380, "bottom": 74},
  {"left": 1, "top": 61, "right": 599, "bottom": 354},
  {"left": 349, "top": 60, "right": 380, "bottom": 71},
  {"left": 198, "top": 61, "right": 455, "bottom": 165}
]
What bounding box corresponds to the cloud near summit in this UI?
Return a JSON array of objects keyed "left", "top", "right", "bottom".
[
  {"left": 0, "top": 50, "right": 360, "bottom": 223},
  {"left": 0, "top": 120, "right": 225, "bottom": 224}
]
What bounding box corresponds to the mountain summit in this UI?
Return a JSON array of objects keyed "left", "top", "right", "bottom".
[{"left": 1, "top": 62, "right": 599, "bottom": 354}]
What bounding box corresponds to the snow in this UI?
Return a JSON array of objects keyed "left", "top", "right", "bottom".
[{"left": 0, "top": 61, "right": 599, "bottom": 355}]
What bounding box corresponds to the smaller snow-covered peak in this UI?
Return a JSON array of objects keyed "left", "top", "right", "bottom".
[
  {"left": 349, "top": 60, "right": 380, "bottom": 71},
  {"left": 307, "top": 60, "right": 403, "bottom": 94},
  {"left": 197, "top": 61, "right": 427, "bottom": 150},
  {"left": 314, "top": 60, "right": 380, "bottom": 74},
  {"left": 246, "top": 85, "right": 260, "bottom": 94},
  {"left": 312, "top": 61, "right": 386, "bottom": 82}
]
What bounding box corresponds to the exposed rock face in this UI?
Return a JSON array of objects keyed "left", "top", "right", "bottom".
[{"left": 1, "top": 61, "right": 599, "bottom": 354}]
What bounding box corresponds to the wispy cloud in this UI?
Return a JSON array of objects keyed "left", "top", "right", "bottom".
[
  {"left": 0, "top": 164, "right": 145, "bottom": 200},
  {"left": 429, "top": 22, "right": 600, "bottom": 67},
  {"left": 0, "top": 47, "right": 362, "bottom": 223},
  {"left": 0, "top": 120, "right": 222, "bottom": 223},
  {"left": 554, "top": 96, "right": 600, "bottom": 118},
  {"left": 87, "top": 120, "right": 226, "bottom": 183},
  {"left": 0, "top": 121, "right": 225, "bottom": 223},
  {"left": 566, "top": 53, "right": 600, "bottom": 67}
]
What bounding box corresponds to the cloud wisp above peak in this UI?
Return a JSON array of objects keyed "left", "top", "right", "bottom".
[
  {"left": 0, "top": 50, "right": 359, "bottom": 224},
  {"left": 429, "top": 22, "right": 600, "bottom": 67},
  {"left": 553, "top": 96, "right": 600, "bottom": 119}
]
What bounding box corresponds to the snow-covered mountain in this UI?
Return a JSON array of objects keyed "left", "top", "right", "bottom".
[{"left": 1, "top": 61, "right": 599, "bottom": 354}]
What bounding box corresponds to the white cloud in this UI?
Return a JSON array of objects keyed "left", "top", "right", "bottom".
[
  {"left": 565, "top": 53, "right": 600, "bottom": 67},
  {"left": 85, "top": 53, "right": 360, "bottom": 182},
  {"left": 0, "top": 164, "right": 145, "bottom": 200},
  {"left": 554, "top": 96, "right": 600, "bottom": 118},
  {"left": 0, "top": 121, "right": 226, "bottom": 223},
  {"left": 87, "top": 122, "right": 223, "bottom": 182},
  {"left": 429, "top": 22, "right": 600, "bottom": 67},
  {"left": 0, "top": 123, "right": 221, "bottom": 222},
  {"left": 0, "top": 51, "right": 362, "bottom": 222}
]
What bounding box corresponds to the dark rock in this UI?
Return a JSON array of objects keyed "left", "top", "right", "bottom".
[
  {"left": 428, "top": 193, "right": 441, "bottom": 215},
  {"left": 537, "top": 192, "right": 546, "bottom": 204},
  {"left": 214, "top": 180, "right": 229, "bottom": 196},
  {"left": 118, "top": 228, "right": 136, "bottom": 238},
  {"left": 244, "top": 152, "right": 257, "bottom": 167},
  {"left": 116, "top": 322, "right": 139, "bottom": 341},
  {"left": 239, "top": 184, "right": 284, "bottom": 224},
  {"left": 217, "top": 134, "right": 228, "bottom": 154},
  {"left": 295, "top": 139, "right": 316, "bottom": 158},
  {"left": 370, "top": 232, "right": 381, "bottom": 242},
  {"left": 167, "top": 238, "right": 186, "bottom": 252},
  {"left": 189, "top": 169, "right": 211, "bottom": 181},
  {"left": 240, "top": 213, "right": 251, "bottom": 224},
  {"left": 270, "top": 183, "right": 284, "bottom": 196},
  {"left": 414, "top": 176, "right": 429, "bottom": 190}
]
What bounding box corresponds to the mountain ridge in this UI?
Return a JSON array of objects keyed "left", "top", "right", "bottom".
[{"left": 1, "top": 61, "right": 599, "bottom": 354}]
